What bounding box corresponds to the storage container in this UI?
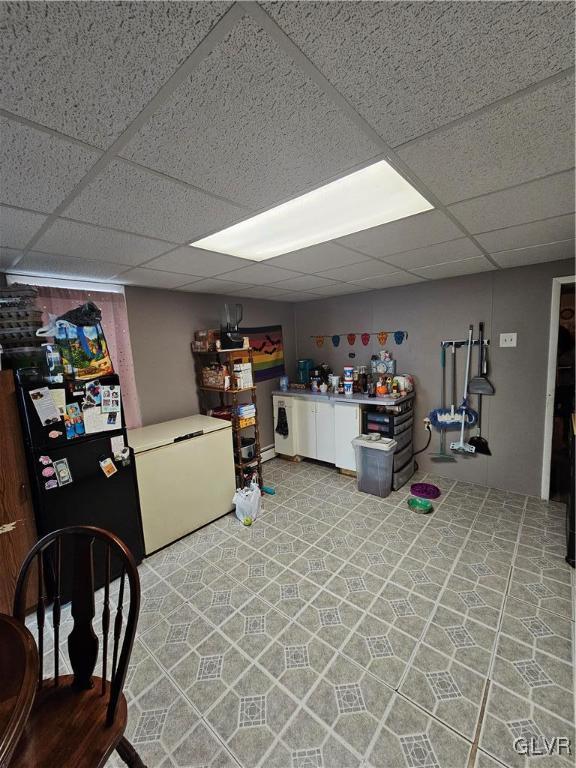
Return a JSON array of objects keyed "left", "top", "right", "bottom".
[
  {"left": 352, "top": 435, "right": 397, "bottom": 498},
  {"left": 393, "top": 442, "right": 413, "bottom": 472},
  {"left": 392, "top": 458, "right": 415, "bottom": 491}
]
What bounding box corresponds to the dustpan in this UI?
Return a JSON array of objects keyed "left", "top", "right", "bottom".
[{"left": 468, "top": 323, "right": 494, "bottom": 395}]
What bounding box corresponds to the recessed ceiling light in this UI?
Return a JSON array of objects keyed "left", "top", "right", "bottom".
[{"left": 190, "top": 159, "right": 433, "bottom": 261}]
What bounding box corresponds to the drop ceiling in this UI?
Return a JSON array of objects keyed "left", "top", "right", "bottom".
[{"left": 0, "top": 1, "right": 574, "bottom": 301}]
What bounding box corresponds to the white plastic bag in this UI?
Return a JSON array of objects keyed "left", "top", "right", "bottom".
[{"left": 233, "top": 480, "right": 261, "bottom": 525}]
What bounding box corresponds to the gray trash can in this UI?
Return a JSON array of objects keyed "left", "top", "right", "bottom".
[{"left": 352, "top": 435, "right": 397, "bottom": 497}]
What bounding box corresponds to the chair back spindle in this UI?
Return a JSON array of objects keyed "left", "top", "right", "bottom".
[
  {"left": 68, "top": 537, "right": 98, "bottom": 690},
  {"left": 36, "top": 552, "right": 45, "bottom": 687},
  {"left": 52, "top": 537, "right": 62, "bottom": 685},
  {"left": 101, "top": 545, "right": 111, "bottom": 695}
]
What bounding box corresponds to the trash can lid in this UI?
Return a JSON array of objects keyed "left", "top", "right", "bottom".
[{"left": 352, "top": 435, "right": 397, "bottom": 451}]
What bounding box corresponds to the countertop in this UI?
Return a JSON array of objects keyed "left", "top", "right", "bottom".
[
  {"left": 129, "top": 414, "right": 231, "bottom": 453},
  {"left": 272, "top": 390, "right": 413, "bottom": 407}
]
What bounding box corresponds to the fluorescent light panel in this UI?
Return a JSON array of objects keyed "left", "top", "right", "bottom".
[{"left": 190, "top": 159, "right": 433, "bottom": 261}]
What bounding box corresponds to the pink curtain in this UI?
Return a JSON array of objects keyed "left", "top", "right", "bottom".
[{"left": 35, "top": 286, "right": 142, "bottom": 429}]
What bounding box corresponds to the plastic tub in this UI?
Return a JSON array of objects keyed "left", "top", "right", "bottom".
[{"left": 352, "top": 435, "right": 397, "bottom": 498}]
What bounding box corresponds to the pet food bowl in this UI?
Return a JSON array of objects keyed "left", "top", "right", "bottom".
[{"left": 407, "top": 496, "right": 433, "bottom": 514}]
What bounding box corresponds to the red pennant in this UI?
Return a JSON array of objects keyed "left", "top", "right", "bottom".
[
  {"left": 361, "top": 333, "right": 370, "bottom": 346},
  {"left": 347, "top": 334, "right": 356, "bottom": 346}
]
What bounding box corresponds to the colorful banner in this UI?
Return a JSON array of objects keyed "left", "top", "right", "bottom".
[{"left": 243, "top": 325, "right": 285, "bottom": 382}]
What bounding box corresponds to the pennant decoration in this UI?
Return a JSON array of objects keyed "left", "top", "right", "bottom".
[
  {"left": 332, "top": 335, "right": 341, "bottom": 347},
  {"left": 394, "top": 331, "right": 406, "bottom": 345},
  {"left": 377, "top": 331, "right": 388, "bottom": 346},
  {"left": 347, "top": 333, "right": 356, "bottom": 346},
  {"left": 315, "top": 336, "right": 324, "bottom": 348},
  {"left": 361, "top": 333, "right": 370, "bottom": 346}
]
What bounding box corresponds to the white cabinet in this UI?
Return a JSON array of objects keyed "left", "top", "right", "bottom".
[
  {"left": 334, "top": 402, "right": 361, "bottom": 471},
  {"left": 316, "top": 401, "right": 335, "bottom": 463},
  {"left": 294, "top": 398, "right": 335, "bottom": 463},
  {"left": 273, "top": 396, "right": 298, "bottom": 457},
  {"left": 295, "top": 399, "right": 317, "bottom": 458}
]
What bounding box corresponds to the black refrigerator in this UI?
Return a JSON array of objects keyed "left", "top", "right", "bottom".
[{"left": 16, "top": 370, "right": 144, "bottom": 596}]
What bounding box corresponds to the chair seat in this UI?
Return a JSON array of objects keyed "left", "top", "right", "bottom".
[{"left": 10, "top": 675, "right": 127, "bottom": 768}]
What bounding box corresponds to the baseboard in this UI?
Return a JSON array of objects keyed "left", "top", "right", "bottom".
[{"left": 261, "top": 445, "right": 276, "bottom": 463}]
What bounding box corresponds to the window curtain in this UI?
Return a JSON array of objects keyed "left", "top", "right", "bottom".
[{"left": 35, "top": 286, "right": 142, "bottom": 429}]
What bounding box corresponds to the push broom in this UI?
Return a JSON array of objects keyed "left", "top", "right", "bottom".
[{"left": 450, "top": 325, "right": 476, "bottom": 454}]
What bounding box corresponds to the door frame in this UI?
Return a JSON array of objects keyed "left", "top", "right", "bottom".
[{"left": 541, "top": 275, "right": 575, "bottom": 499}]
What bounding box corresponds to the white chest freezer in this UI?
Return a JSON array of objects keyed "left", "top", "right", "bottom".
[{"left": 128, "top": 415, "right": 235, "bottom": 554}]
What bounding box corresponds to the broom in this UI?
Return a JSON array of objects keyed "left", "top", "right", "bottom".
[{"left": 450, "top": 326, "right": 476, "bottom": 454}]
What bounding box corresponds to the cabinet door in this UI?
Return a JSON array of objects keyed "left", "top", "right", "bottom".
[
  {"left": 294, "top": 399, "right": 317, "bottom": 459},
  {"left": 334, "top": 403, "right": 360, "bottom": 471},
  {"left": 315, "top": 401, "right": 335, "bottom": 464}
]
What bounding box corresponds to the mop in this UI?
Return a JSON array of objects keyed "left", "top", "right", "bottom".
[
  {"left": 450, "top": 326, "right": 476, "bottom": 454},
  {"left": 430, "top": 346, "right": 456, "bottom": 462}
]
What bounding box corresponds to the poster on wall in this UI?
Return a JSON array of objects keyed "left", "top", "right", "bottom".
[{"left": 243, "top": 325, "right": 285, "bottom": 382}]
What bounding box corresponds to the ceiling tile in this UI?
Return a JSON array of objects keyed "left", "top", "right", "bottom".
[
  {"left": 0, "top": 247, "right": 23, "bottom": 271},
  {"left": 386, "top": 238, "right": 482, "bottom": 270},
  {"left": 267, "top": 242, "right": 367, "bottom": 273},
  {"left": 216, "top": 263, "right": 301, "bottom": 285},
  {"left": 318, "top": 259, "right": 398, "bottom": 282},
  {"left": 116, "top": 268, "right": 192, "bottom": 289},
  {"left": 65, "top": 160, "right": 245, "bottom": 242},
  {"left": 397, "top": 73, "right": 575, "bottom": 204},
  {"left": 491, "top": 239, "right": 575, "bottom": 269},
  {"left": 121, "top": 15, "right": 379, "bottom": 208},
  {"left": 336, "top": 210, "right": 462, "bottom": 259},
  {"left": 272, "top": 274, "right": 338, "bottom": 291},
  {"left": 0, "top": 205, "right": 47, "bottom": 248},
  {"left": 264, "top": 2, "right": 574, "bottom": 146},
  {"left": 222, "top": 285, "right": 294, "bottom": 299},
  {"left": 177, "top": 278, "right": 247, "bottom": 294},
  {"left": 10, "top": 251, "right": 123, "bottom": 280},
  {"left": 1, "top": 2, "right": 231, "bottom": 147},
  {"left": 449, "top": 170, "right": 575, "bottom": 233},
  {"left": 267, "top": 292, "right": 322, "bottom": 302},
  {"left": 413, "top": 257, "right": 496, "bottom": 280},
  {"left": 475, "top": 214, "right": 575, "bottom": 253},
  {"left": 350, "top": 272, "right": 425, "bottom": 290},
  {"left": 143, "top": 246, "right": 253, "bottom": 276},
  {"left": 34, "top": 218, "right": 173, "bottom": 267},
  {"left": 311, "top": 282, "right": 369, "bottom": 296},
  {"left": 0, "top": 118, "right": 101, "bottom": 212}
]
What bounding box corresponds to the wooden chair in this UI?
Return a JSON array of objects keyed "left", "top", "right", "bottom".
[{"left": 11, "top": 526, "right": 146, "bottom": 768}]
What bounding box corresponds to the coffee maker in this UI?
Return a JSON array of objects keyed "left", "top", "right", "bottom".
[{"left": 220, "top": 303, "right": 245, "bottom": 350}]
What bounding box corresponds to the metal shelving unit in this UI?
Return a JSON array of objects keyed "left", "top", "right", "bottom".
[{"left": 192, "top": 347, "right": 263, "bottom": 488}]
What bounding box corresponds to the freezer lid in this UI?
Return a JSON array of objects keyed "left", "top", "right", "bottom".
[{"left": 128, "top": 414, "right": 231, "bottom": 453}]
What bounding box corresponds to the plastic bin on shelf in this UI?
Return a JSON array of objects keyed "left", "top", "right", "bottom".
[{"left": 352, "top": 435, "right": 397, "bottom": 498}]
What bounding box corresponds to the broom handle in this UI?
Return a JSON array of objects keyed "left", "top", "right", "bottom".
[
  {"left": 462, "top": 325, "right": 473, "bottom": 401},
  {"left": 457, "top": 326, "right": 473, "bottom": 445}
]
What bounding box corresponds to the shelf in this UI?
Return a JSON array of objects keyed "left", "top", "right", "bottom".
[
  {"left": 199, "top": 385, "right": 255, "bottom": 393},
  {"left": 192, "top": 348, "right": 250, "bottom": 355},
  {"left": 235, "top": 456, "right": 261, "bottom": 469}
]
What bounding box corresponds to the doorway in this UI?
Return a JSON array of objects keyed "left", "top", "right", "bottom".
[
  {"left": 550, "top": 284, "right": 575, "bottom": 502},
  {"left": 542, "top": 276, "right": 575, "bottom": 501}
]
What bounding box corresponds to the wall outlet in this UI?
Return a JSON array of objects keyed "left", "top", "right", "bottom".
[{"left": 499, "top": 332, "right": 517, "bottom": 348}]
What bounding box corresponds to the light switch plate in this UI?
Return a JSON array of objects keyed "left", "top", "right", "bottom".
[{"left": 499, "top": 332, "right": 517, "bottom": 348}]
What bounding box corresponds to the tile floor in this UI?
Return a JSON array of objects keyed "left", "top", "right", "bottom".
[{"left": 29, "top": 458, "right": 574, "bottom": 767}]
